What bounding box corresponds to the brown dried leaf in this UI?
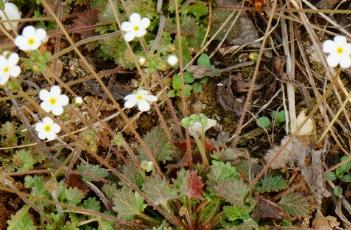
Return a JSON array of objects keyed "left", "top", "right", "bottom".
[
  {"left": 252, "top": 197, "right": 283, "bottom": 220},
  {"left": 217, "top": 75, "right": 244, "bottom": 116},
  {"left": 312, "top": 215, "right": 340, "bottom": 230},
  {"left": 72, "top": 9, "right": 99, "bottom": 38}
]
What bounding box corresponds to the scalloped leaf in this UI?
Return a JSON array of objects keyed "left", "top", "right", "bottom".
[
  {"left": 215, "top": 179, "right": 250, "bottom": 207},
  {"left": 255, "top": 175, "right": 288, "bottom": 193},
  {"left": 142, "top": 175, "right": 177, "bottom": 206},
  {"left": 7, "top": 206, "right": 36, "bottom": 230},
  {"left": 278, "top": 192, "right": 309, "bottom": 218},
  {"left": 138, "top": 126, "right": 174, "bottom": 163},
  {"left": 112, "top": 187, "right": 146, "bottom": 220},
  {"left": 76, "top": 163, "right": 109, "bottom": 182}
]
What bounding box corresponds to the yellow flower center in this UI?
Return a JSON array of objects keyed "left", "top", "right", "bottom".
[
  {"left": 133, "top": 26, "right": 140, "bottom": 32},
  {"left": 136, "top": 95, "right": 144, "bottom": 100},
  {"left": 28, "top": 38, "right": 35, "bottom": 46},
  {"left": 3, "top": 67, "right": 9, "bottom": 73},
  {"left": 48, "top": 97, "right": 57, "bottom": 105},
  {"left": 43, "top": 124, "right": 52, "bottom": 132},
  {"left": 336, "top": 47, "right": 344, "bottom": 55}
]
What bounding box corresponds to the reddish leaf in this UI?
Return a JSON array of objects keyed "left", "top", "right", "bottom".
[{"left": 187, "top": 170, "right": 204, "bottom": 199}]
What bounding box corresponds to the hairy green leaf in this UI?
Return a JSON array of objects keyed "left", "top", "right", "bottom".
[
  {"left": 255, "top": 175, "right": 288, "bottom": 193},
  {"left": 7, "top": 206, "right": 36, "bottom": 230},
  {"left": 83, "top": 197, "right": 101, "bottom": 212},
  {"left": 76, "top": 163, "right": 109, "bottom": 182},
  {"left": 142, "top": 175, "right": 177, "bottom": 206},
  {"left": 278, "top": 193, "right": 309, "bottom": 218},
  {"left": 215, "top": 179, "right": 250, "bottom": 207},
  {"left": 112, "top": 187, "right": 146, "bottom": 220},
  {"left": 224, "top": 206, "right": 250, "bottom": 222},
  {"left": 138, "top": 126, "right": 173, "bottom": 163},
  {"left": 13, "top": 150, "right": 35, "bottom": 172},
  {"left": 207, "top": 160, "right": 240, "bottom": 190}
]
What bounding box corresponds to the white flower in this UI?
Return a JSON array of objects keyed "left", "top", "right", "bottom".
[
  {"left": 167, "top": 55, "right": 178, "bottom": 66},
  {"left": 15, "top": 26, "right": 47, "bottom": 51},
  {"left": 0, "top": 52, "right": 21, "bottom": 85},
  {"left": 181, "top": 113, "right": 217, "bottom": 137},
  {"left": 35, "top": 117, "right": 61, "bottom": 141},
  {"left": 74, "top": 96, "right": 83, "bottom": 105},
  {"left": 138, "top": 56, "right": 146, "bottom": 65},
  {"left": 39, "top": 85, "right": 69, "bottom": 116},
  {"left": 124, "top": 88, "right": 157, "bottom": 112},
  {"left": 121, "top": 13, "right": 150, "bottom": 42},
  {"left": 323, "top": 35, "right": 351, "bottom": 68},
  {"left": 140, "top": 160, "right": 153, "bottom": 172},
  {"left": 0, "top": 2, "right": 21, "bottom": 31}
]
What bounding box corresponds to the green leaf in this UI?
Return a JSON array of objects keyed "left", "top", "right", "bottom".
[
  {"left": 112, "top": 187, "right": 146, "bottom": 220},
  {"left": 172, "top": 75, "right": 181, "bottom": 90},
  {"left": 224, "top": 206, "right": 250, "bottom": 222},
  {"left": 167, "top": 89, "right": 176, "bottom": 98},
  {"left": 142, "top": 175, "right": 177, "bottom": 206},
  {"left": 182, "top": 1, "right": 208, "bottom": 19},
  {"left": 76, "top": 163, "right": 109, "bottom": 182},
  {"left": 271, "top": 110, "right": 286, "bottom": 124},
  {"left": 59, "top": 187, "right": 85, "bottom": 205},
  {"left": 7, "top": 206, "right": 36, "bottom": 230},
  {"left": 23, "top": 50, "right": 51, "bottom": 73},
  {"left": 197, "top": 53, "right": 211, "bottom": 67},
  {"left": 13, "top": 150, "right": 35, "bottom": 172},
  {"left": 333, "top": 186, "right": 343, "bottom": 197},
  {"left": 342, "top": 174, "right": 351, "bottom": 182},
  {"left": 122, "top": 160, "right": 145, "bottom": 188},
  {"left": 192, "top": 82, "right": 203, "bottom": 93},
  {"left": 184, "top": 72, "right": 194, "bottom": 84},
  {"left": 324, "top": 172, "right": 336, "bottom": 181},
  {"left": 336, "top": 156, "right": 351, "bottom": 177},
  {"left": 98, "top": 218, "right": 115, "bottom": 230},
  {"left": 24, "top": 175, "right": 49, "bottom": 198},
  {"left": 207, "top": 161, "right": 240, "bottom": 189},
  {"left": 221, "top": 218, "right": 259, "bottom": 230},
  {"left": 255, "top": 175, "right": 288, "bottom": 193},
  {"left": 102, "top": 183, "right": 118, "bottom": 200},
  {"left": 215, "top": 179, "right": 250, "bottom": 207},
  {"left": 138, "top": 126, "right": 174, "bottom": 163},
  {"left": 199, "top": 198, "right": 220, "bottom": 225},
  {"left": 256, "top": 116, "right": 271, "bottom": 128},
  {"left": 278, "top": 193, "right": 309, "bottom": 218},
  {"left": 83, "top": 197, "right": 101, "bottom": 212}
]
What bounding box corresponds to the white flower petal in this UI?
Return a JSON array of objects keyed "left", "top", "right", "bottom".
[
  {"left": 334, "top": 35, "right": 347, "bottom": 44},
  {"left": 145, "top": 94, "right": 157, "bottom": 102},
  {"left": 52, "top": 123, "right": 61, "bottom": 133},
  {"left": 124, "top": 32, "right": 135, "bottom": 42},
  {"left": 46, "top": 132, "right": 57, "bottom": 141},
  {"left": 0, "top": 75, "right": 9, "bottom": 85},
  {"left": 14, "top": 36, "right": 27, "bottom": 50},
  {"left": 135, "top": 28, "right": 147, "bottom": 38},
  {"left": 0, "top": 56, "right": 7, "bottom": 68},
  {"left": 36, "top": 28, "right": 47, "bottom": 42},
  {"left": 322, "top": 40, "right": 334, "bottom": 53},
  {"left": 59, "top": 94, "right": 69, "bottom": 106},
  {"left": 129, "top": 13, "right": 141, "bottom": 24},
  {"left": 137, "top": 100, "right": 150, "bottom": 112},
  {"left": 39, "top": 89, "right": 50, "bottom": 100},
  {"left": 50, "top": 85, "right": 62, "bottom": 96},
  {"left": 52, "top": 106, "right": 64, "bottom": 116},
  {"left": 140, "top": 18, "right": 150, "bottom": 29},
  {"left": 37, "top": 131, "right": 47, "bottom": 140},
  {"left": 0, "top": 3, "right": 21, "bottom": 30},
  {"left": 339, "top": 55, "right": 351, "bottom": 68},
  {"left": 124, "top": 96, "right": 137, "bottom": 108},
  {"left": 8, "top": 53, "right": 19, "bottom": 66},
  {"left": 121, "top": 21, "right": 133, "bottom": 32},
  {"left": 326, "top": 53, "right": 340, "bottom": 67},
  {"left": 40, "top": 102, "right": 52, "bottom": 112},
  {"left": 9, "top": 65, "right": 20, "bottom": 77},
  {"left": 22, "top": 26, "right": 35, "bottom": 37},
  {"left": 124, "top": 94, "right": 135, "bottom": 101},
  {"left": 35, "top": 122, "right": 43, "bottom": 132},
  {"left": 136, "top": 89, "right": 149, "bottom": 96}
]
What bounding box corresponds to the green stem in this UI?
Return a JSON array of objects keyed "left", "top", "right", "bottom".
[
  {"left": 137, "top": 212, "right": 160, "bottom": 226},
  {"left": 192, "top": 132, "right": 209, "bottom": 168}
]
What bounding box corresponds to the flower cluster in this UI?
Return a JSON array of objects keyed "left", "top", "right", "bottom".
[
  {"left": 0, "top": 52, "right": 21, "bottom": 85},
  {"left": 120, "top": 13, "right": 178, "bottom": 67},
  {"left": 181, "top": 113, "right": 217, "bottom": 137},
  {"left": 323, "top": 35, "right": 351, "bottom": 68}
]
